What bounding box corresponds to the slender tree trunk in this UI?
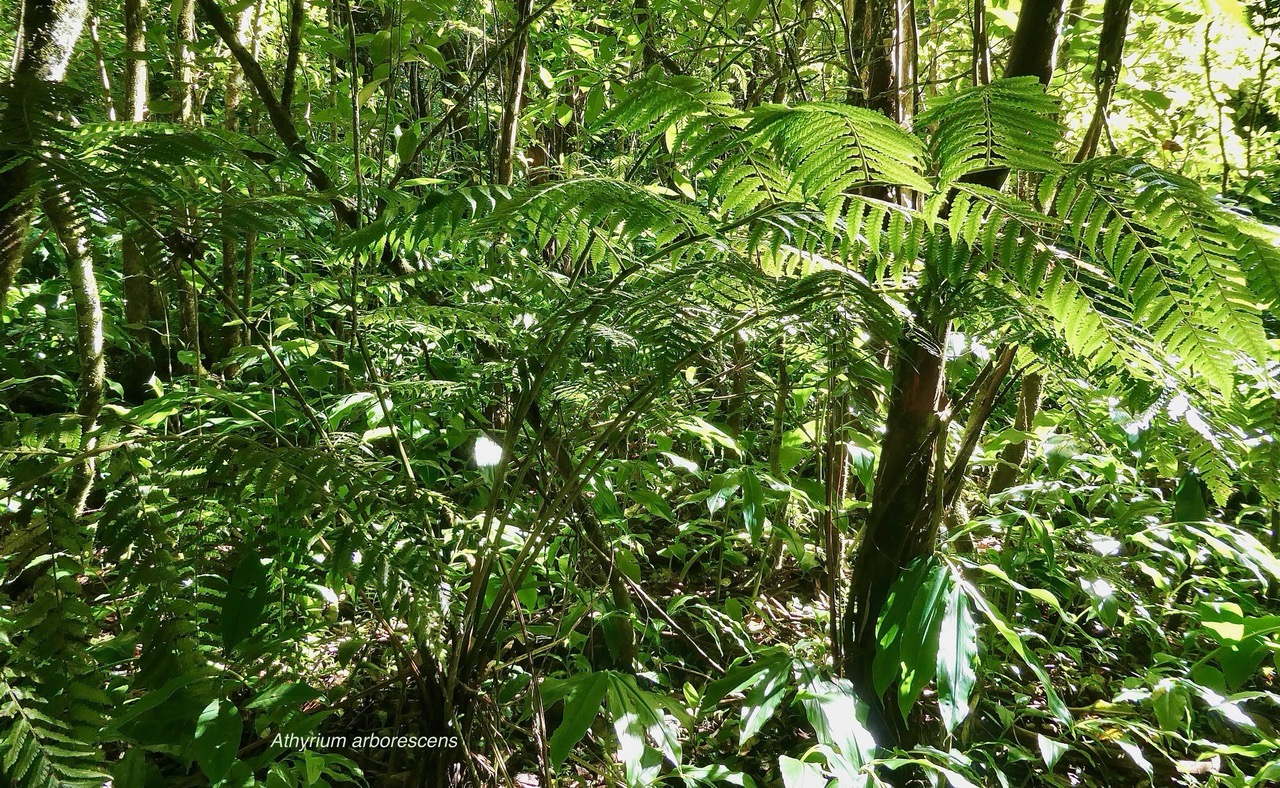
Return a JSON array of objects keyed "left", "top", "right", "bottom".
[
  {"left": 171, "top": 0, "right": 197, "bottom": 123},
  {"left": 215, "top": 3, "right": 255, "bottom": 365},
  {"left": 1074, "top": 0, "right": 1133, "bottom": 162},
  {"left": 170, "top": 0, "right": 203, "bottom": 374},
  {"left": 87, "top": 10, "right": 114, "bottom": 119},
  {"left": 1003, "top": 0, "right": 1068, "bottom": 84},
  {"left": 771, "top": 0, "right": 816, "bottom": 103},
  {"left": 972, "top": 0, "right": 991, "bottom": 85},
  {"left": 281, "top": 0, "right": 304, "bottom": 110},
  {"left": 123, "top": 0, "right": 147, "bottom": 121},
  {"left": 496, "top": 0, "right": 533, "bottom": 186},
  {"left": 7, "top": 0, "right": 25, "bottom": 75},
  {"left": 0, "top": 0, "right": 89, "bottom": 309},
  {"left": 942, "top": 345, "right": 1017, "bottom": 508},
  {"left": 43, "top": 189, "right": 104, "bottom": 515},
  {"left": 987, "top": 371, "right": 1042, "bottom": 495},
  {"left": 729, "top": 332, "right": 749, "bottom": 436},
  {"left": 119, "top": 0, "right": 165, "bottom": 396}
]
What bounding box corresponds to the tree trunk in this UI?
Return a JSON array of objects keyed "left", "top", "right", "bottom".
[
  {"left": 496, "top": 0, "right": 533, "bottom": 186},
  {"left": 842, "top": 304, "right": 949, "bottom": 741},
  {"left": 972, "top": 0, "right": 991, "bottom": 85},
  {"left": 120, "top": 0, "right": 161, "bottom": 397},
  {"left": 171, "top": 0, "right": 197, "bottom": 123},
  {"left": 1074, "top": 0, "right": 1133, "bottom": 162},
  {"left": 123, "top": 0, "right": 147, "bottom": 121},
  {"left": 0, "top": 0, "right": 89, "bottom": 309},
  {"left": 43, "top": 189, "right": 104, "bottom": 516},
  {"left": 987, "top": 371, "right": 1042, "bottom": 495},
  {"left": 87, "top": 10, "right": 115, "bottom": 119},
  {"left": 170, "top": 0, "right": 204, "bottom": 374},
  {"left": 281, "top": 0, "right": 304, "bottom": 110},
  {"left": 216, "top": 3, "right": 255, "bottom": 365}
]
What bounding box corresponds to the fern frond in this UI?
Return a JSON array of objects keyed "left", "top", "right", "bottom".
[
  {"left": 599, "top": 74, "right": 736, "bottom": 138},
  {"left": 917, "top": 76, "right": 1063, "bottom": 185},
  {"left": 1041, "top": 159, "right": 1272, "bottom": 392},
  {"left": 740, "top": 103, "right": 931, "bottom": 204}
]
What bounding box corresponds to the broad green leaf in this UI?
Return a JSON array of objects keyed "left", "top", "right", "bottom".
[
  {"left": 585, "top": 85, "right": 606, "bottom": 125},
  {"left": 706, "top": 473, "right": 741, "bottom": 516},
  {"left": 1115, "top": 739, "right": 1153, "bottom": 775},
  {"left": 936, "top": 582, "right": 978, "bottom": 733},
  {"left": 779, "top": 756, "right": 829, "bottom": 788},
  {"left": 678, "top": 417, "right": 740, "bottom": 454},
  {"left": 699, "top": 647, "right": 791, "bottom": 715},
  {"left": 740, "top": 469, "right": 765, "bottom": 545},
  {"left": 1037, "top": 734, "right": 1069, "bottom": 769},
  {"left": 1174, "top": 471, "right": 1208, "bottom": 522},
  {"left": 606, "top": 673, "right": 687, "bottom": 787},
  {"left": 897, "top": 562, "right": 950, "bottom": 719},
  {"left": 1152, "top": 679, "right": 1189, "bottom": 731},
  {"left": 739, "top": 656, "right": 790, "bottom": 746},
  {"left": 798, "top": 676, "right": 876, "bottom": 767},
  {"left": 873, "top": 556, "right": 935, "bottom": 697},
  {"left": 193, "top": 699, "right": 242, "bottom": 783},
  {"left": 549, "top": 672, "right": 610, "bottom": 766},
  {"left": 631, "top": 489, "right": 675, "bottom": 522}
]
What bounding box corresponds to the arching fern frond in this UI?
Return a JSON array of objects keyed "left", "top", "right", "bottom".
[
  {"left": 1040, "top": 159, "right": 1273, "bottom": 392},
  {"left": 916, "top": 76, "right": 1063, "bottom": 185},
  {"left": 739, "top": 103, "right": 931, "bottom": 201},
  {"left": 598, "top": 74, "right": 737, "bottom": 139}
]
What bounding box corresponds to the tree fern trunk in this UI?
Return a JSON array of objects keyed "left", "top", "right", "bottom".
[
  {"left": 0, "top": 0, "right": 88, "bottom": 309},
  {"left": 842, "top": 303, "right": 948, "bottom": 742}
]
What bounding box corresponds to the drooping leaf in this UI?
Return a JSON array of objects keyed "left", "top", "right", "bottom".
[
  {"left": 897, "top": 562, "right": 951, "bottom": 719},
  {"left": 740, "top": 469, "right": 766, "bottom": 545},
  {"left": 779, "top": 756, "right": 830, "bottom": 788},
  {"left": 549, "top": 672, "right": 610, "bottom": 767},
  {"left": 1174, "top": 470, "right": 1208, "bottom": 522},
  {"left": 738, "top": 656, "right": 790, "bottom": 746}
]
